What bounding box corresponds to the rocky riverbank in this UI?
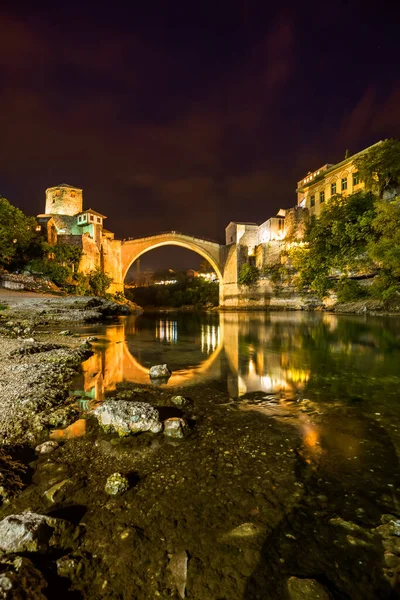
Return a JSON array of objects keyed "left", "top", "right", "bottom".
[{"left": 1, "top": 294, "right": 399, "bottom": 598}]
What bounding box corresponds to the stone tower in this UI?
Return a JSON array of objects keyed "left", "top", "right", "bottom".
[{"left": 45, "top": 184, "right": 83, "bottom": 216}]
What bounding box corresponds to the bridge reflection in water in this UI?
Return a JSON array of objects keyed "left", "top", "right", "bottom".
[{"left": 76, "top": 312, "right": 312, "bottom": 404}]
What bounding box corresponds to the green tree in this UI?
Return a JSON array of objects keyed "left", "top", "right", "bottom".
[
  {"left": 288, "top": 191, "right": 377, "bottom": 298},
  {"left": 88, "top": 269, "right": 113, "bottom": 296},
  {"left": 0, "top": 196, "right": 43, "bottom": 269},
  {"left": 238, "top": 263, "right": 260, "bottom": 286},
  {"left": 354, "top": 139, "right": 400, "bottom": 197},
  {"left": 367, "top": 199, "right": 400, "bottom": 300}
]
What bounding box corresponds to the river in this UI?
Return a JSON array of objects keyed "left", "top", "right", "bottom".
[{"left": 19, "top": 311, "right": 400, "bottom": 598}]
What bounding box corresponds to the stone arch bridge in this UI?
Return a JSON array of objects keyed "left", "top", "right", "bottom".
[{"left": 119, "top": 232, "right": 234, "bottom": 305}]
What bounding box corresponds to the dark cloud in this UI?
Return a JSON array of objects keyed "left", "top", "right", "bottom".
[{"left": 0, "top": 2, "right": 399, "bottom": 270}]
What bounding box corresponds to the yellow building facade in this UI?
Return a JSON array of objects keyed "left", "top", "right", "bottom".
[{"left": 296, "top": 141, "right": 382, "bottom": 217}]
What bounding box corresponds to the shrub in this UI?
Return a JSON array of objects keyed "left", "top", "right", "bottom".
[
  {"left": 238, "top": 264, "right": 260, "bottom": 286},
  {"left": 88, "top": 269, "right": 113, "bottom": 296},
  {"left": 335, "top": 278, "right": 367, "bottom": 303}
]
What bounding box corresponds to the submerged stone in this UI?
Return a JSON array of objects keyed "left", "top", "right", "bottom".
[
  {"left": 287, "top": 577, "right": 331, "bottom": 599},
  {"left": 171, "top": 395, "right": 193, "bottom": 409},
  {"left": 105, "top": 473, "right": 129, "bottom": 496},
  {"left": 0, "top": 512, "right": 78, "bottom": 554},
  {"left": 168, "top": 550, "right": 188, "bottom": 599},
  {"left": 44, "top": 479, "right": 73, "bottom": 503},
  {"left": 164, "top": 417, "right": 189, "bottom": 439},
  {"left": 93, "top": 400, "right": 162, "bottom": 436},
  {"left": 149, "top": 364, "right": 171, "bottom": 379},
  {"left": 223, "top": 522, "right": 263, "bottom": 539},
  {"left": 35, "top": 440, "right": 59, "bottom": 455}
]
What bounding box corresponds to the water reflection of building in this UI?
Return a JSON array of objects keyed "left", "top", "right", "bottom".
[
  {"left": 75, "top": 312, "right": 314, "bottom": 404},
  {"left": 221, "top": 312, "right": 311, "bottom": 398},
  {"left": 201, "top": 324, "right": 220, "bottom": 353},
  {"left": 156, "top": 320, "right": 178, "bottom": 343}
]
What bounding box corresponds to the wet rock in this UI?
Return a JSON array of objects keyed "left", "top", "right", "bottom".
[
  {"left": 93, "top": 399, "right": 162, "bottom": 436},
  {"left": 35, "top": 441, "right": 59, "bottom": 455},
  {"left": 0, "top": 512, "right": 79, "bottom": 554},
  {"left": 149, "top": 364, "right": 171, "bottom": 379},
  {"left": 164, "top": 418, "right": 189, "bottom": 439},
  {"left": 9, "top": 342, "right": 63, "bottom": 357},
  {"left": 375, "top": 515, "right": 400, "bottom": 587},
  {"left": 222, "top": 522, "right": 263, "bottom": 540},
  {"left": 104, "top": 473, "right": 129, "bottom": 496},
  {"left": 168, "top": 550, "right": 188, "bottom": 599},
  {"left": 59, "top": 330, "right": 72, "bottom": 336},
  {"left": 0, "top": 555, "right": 47, "bottom": 599},
  {"left": 171, "top": 395, "right": 193, "bottom": 409},
  {"left": 44, "top": 479, "right": 73, "bottom": 503},
  {"left": 329, "top": 517, "right": 373, "bottom": 539},
  {"left": 287, "top": 577, "right": 331, "bottom": 599}
]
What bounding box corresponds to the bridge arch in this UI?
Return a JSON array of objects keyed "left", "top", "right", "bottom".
[{"left": 120, "top": 232, "right": 225, "bottom": 302}]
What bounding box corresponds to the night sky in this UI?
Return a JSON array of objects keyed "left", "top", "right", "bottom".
[{"left": 1, "top": 1, "right": 400, "bottom": 272}]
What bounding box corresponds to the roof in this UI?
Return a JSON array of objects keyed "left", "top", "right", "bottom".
[
  {"left": 226, "top": 221, "right": 258, "bottom": 227},
  {"left": 46, "top": 183, "right": 82, "bottom": 191},
  {"left": 102, "top": 228, "right": 114, "bottom": 235},
  {"left": 77, "top": 208, "right": 107, "bottom": 218},
  {"left": 297, "top": 140, "right": 383, "bottom": 192}
]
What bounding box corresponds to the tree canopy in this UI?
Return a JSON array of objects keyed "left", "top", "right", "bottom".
[
  {"left": 288, "top": 191, "right": 377, "bottom": 297},
  {"left": 354, "top": 139, "right": 400, "bottom": 197},
  {"left": 0, "top": 196, "right": 43, "bottom": 269}
]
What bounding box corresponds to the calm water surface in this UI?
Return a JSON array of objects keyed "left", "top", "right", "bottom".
[{"left": 54, "top": 311, "right": 400, "bottom": 598}]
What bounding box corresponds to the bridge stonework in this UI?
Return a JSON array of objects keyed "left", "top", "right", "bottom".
[{"left": 119, "top": 233, "right": 231, "bottom": 305}]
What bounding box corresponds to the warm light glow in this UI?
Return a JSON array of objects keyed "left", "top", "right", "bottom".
[
  {"left": 156, "top": 320, "right": 178, "bottom": 343},
  {"left": 201, "top": 324, "right": 220, "bottom": 353}
]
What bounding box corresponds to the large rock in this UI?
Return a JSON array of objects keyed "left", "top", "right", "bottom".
[
  {"left": 104, "top": 473, "right": 129, "bottom": 496},
  {"left": 164, "top": 418, "right": 189, "bottom": 439},
  {"left": 287, "top": 577, "right": 331, "bottom": 599},
  {"left": 93, "top": 400, "right": 162, "bottom": 436},
  {"left": 149, "top": 364, "right": 171, "bottom": 379},
  {"left": 0, "top": 555, "right": 47, "bottom": 599},
  {"left": 0, "top": 512, "right": 79, "bottom": 554},
  {"left": 171, "top": 395, "right": 193, "bottom": 409}
]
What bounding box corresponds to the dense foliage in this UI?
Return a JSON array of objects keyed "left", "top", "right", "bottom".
[
  {"left": 288, "top": 190, "right": 400, "bottom": 302},
  {"left": 0, "top": 196, "right": 43, "bottom": 269},
  {"left": 127, "top": 274, "right": 219, "bottom": 308},
  {"left": 355, "top": 139, "right": 400, "bottom": 197},
  {"left": 288, "top": 191, "right": 377, "bottom": 297},
  {"left": 367, "top": 199, "right": 400, "bottom": 300},
  {"left": 238, "top": 263, "right": 260, "bottom": 286}
]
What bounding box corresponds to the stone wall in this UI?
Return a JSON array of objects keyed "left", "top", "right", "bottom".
[
  {"left": 45, "top": 186, "right": 83, "bottom": 216},
  {"left": 102, "top": 238, "right": 123, "bottom": 294},
  {"left": 79, "top": 234, "right": 101, "bottom": 274}
]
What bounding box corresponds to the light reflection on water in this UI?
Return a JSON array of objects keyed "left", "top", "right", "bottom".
[
  {"left": 71, "top": 311, "right": 400, "bottom": 405},
  {"left": 63, "top": 311, "right": 400, "bottom": 468}
]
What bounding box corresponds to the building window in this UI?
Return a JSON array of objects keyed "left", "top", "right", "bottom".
[
  {"left": 230, "top": 236, "right": 234, "bottom": 243},
  {"left": 97, "top": 217, "right": 101, "bottom": 223},
  {"left": 55, "top": 190, "right": 60, "bottom": 196},
  {"left": 89, "top": 215, "right": 94, "bottom": 222},
  {"left": 331, "top": 182, "right": 336, "bottom": 195},
  {"left": 320, "top": 191, "right": 325, "bottom": 203},
  {"left": 310, "top": 195, "right": 315, "bottom": 207},
  {"left": 71, "top": 191, "right": 75, "bottom": 197},
  {"left": 353, "top": 172, "right": 359, "bottom": 186},
  {"left": 341, "top": 177, "right": 348, "bottom": 191}
]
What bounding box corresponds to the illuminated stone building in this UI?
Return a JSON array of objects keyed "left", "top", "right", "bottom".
[
  {"left": 296, "top": 141, "right": 382, "bottom": 217},
  {"left": 37, "top": 183, "right": 122, "bottom": 293}
]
